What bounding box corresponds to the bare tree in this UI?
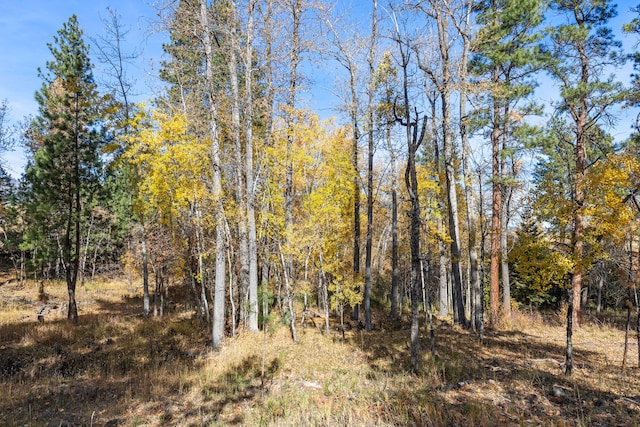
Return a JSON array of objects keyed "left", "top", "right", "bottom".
[
  {"left": 445, "top": 0, "right": 480, "bottom": 330},
  {"left": 364, "top": 0, "right": 378, "bottom": 331},
  {"left": 415, "top": 0, "right": 467, "bottom": 327},
  {"left": 221, "top": 1, "right": 252, "bottom": 331},
  {"left": 390, "top": 9, "right": 427, "bottom": 371}
]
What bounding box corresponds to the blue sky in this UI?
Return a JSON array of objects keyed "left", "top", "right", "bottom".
[
  {"left": 0, "top": 0, "right": 165, "bottom": 178},
  {"left": 1, "top": 1, "right": 639, "bottom": 179}
]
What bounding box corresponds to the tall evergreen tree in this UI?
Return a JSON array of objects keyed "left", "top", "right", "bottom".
[
  {"left": 624, "top": 4, "right": 640, "bottom": 135},
  {"left": 471, "top": 0, "right": 546, "bottom": 326},
  {"left": 625, "top": 5, "right": 640, "bottom": 101},
  {"left": 22, "top": 15, "right": 105, "bottom": 322},
  {"left": 545, "top": 0, "right": 622, "bottom": 320},
  {"left": 544, "top": 0, "right": 624, "bottom": 374}
]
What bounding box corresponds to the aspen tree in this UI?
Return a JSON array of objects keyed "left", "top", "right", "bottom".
[
  {"left": 363, "top": 0, "right": 378, "bottom": 332},
  {"left": 445, "top": 0, "right": 481, "bottom": 330},
  {"left": 373, "top": 52, "right": 401, "bottom": 320},
  {"left": 199, "top": 0, "right": 228, "bottom": 349},
  {"left": 390, "top": 8, "right": 427, "bottom": 371},
  {"left": 320, "top": 3, "right": 365, "bottom": 323},
  {"left": 415, "top": 0, "right": 467, "bottom": 326}
]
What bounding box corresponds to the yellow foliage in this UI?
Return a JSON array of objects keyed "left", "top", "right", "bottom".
[
  {"left": 122, "top": 106, "right": 213, "bottom": 225},
  {"left": 415, "top": 162, "right": 447, "bottom": 243},
  {"left": 328, "top": 274, "right": 364, "bottom": 310},
  {"left": 261, "top": 109, "right": 359, "bottom": 307},
  {"left": 584, "top": 152, "right": 640, "bottom": 244}
]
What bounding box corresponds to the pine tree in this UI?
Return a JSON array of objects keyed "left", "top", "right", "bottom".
[
  {"left": 624, "top": 4, "right": 640, "bottom": 113},
  {"left": 471, "top": 0, "right": 546, "bottom": 326},
  {"left": 21, "top": 15, "right": 105, "bottom": 322},
  {"left": 509, "top": 208, "right": 571, "bottom": 308},
  {"left": 544, "top": 0, "right": 623, "bottom": 374}
]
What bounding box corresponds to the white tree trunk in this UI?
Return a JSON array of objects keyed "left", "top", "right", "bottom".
[
  {"left": 244, "top": 0, "right": 259, "bottom": 332},
  {"left": 200, "top": 0, "right": 227, "bottom": 350}
]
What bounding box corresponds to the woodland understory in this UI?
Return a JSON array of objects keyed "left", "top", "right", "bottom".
[
  {"left": 1, "top": 276, "right": 640, "bottom": 427},
  {"left": 3, "top": 1, "right": 640, "bottom": 425}
]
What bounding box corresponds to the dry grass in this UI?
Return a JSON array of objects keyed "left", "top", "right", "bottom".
[{"left": 2, "top": 276, "right": 640, "bottom": 426}]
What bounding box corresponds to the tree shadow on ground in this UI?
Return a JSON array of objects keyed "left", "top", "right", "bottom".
[
  {"left": 0, "top": 285, "right": 219, "bottom": 426},
  {"left": 186, "top": 355, "right": 281, "bottom": 425},
  {"left": 3, "top": 278, "right": 640, "bottom": 426},
  {"left": 350, "top": 315, "right": 640, "bottom": 426}
]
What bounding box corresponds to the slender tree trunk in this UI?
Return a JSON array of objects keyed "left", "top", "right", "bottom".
[
  {"left": 581, "top": 284, "right": 589, "bottom": 308},
  {"left": 406, "top": 79, "right": 426, "bottom": 372},
  {"left": 80, "top": 210, "right": 94, "bottom": 287},
  {"left": 428, "top": 93, "right": 448, "bottom": 318},
  {"left": 431, "top": 4, "right": 466, "bottom": 326},
  {"left": 350, "top": 64, "right": 362, "bottom": 323},
  {"left": 442, "top": 94, "right": 465, "bottom": 326},
  {"left": 364, "top": 0, "right": 377, "bottom": 332},
  {"left": 195, "top": 205, "right": 209, "bottom": 324},
  {"left": 363, "top": 151, "right": 372, "bottom": 327},
  {"left": 488, "top": 0, "right": 502, "bottom": 324},
  {"left": 388, "top": 123, "right": 400, "bottom": 320},
  {"left": 572, "top": 159, "right": 584, "bottom": 330},
  {"left": 470, "top": 224, "right": 481, "bottom": 332},
  {"left": 65, "top": 105, "right": 81, "bottom": 323},
  {"left": 212, "top": 223, "right": 226, "bottom": 349},
  {"left": 67, "top": 282, "right": 78, "bottom": 321},
  {"left": 407, "top": 147, "right": 422, "bottom": 371},
  {"left": 153, "top": 265, "right": 159, "bottom": 317},
  {"left": 458, "top": 15, "right": 480, "bottom": 330},
  {"left": 500, "top": 185, "right": 511, "bottom": 321},
  {"left": 261, "top": 0, "right": 276, "bottom": 330},
  {"left": 393, "top": 18, "right": 425, "bottom": 368},
  {"left": 489, "top": 79, "right": 502, "bottom": 327},
  {"left": 623, "top": 298, "right": 631, "bottom": 372},
  {"left": 438, "top": 220, "right": 448, "bottom": 317},
  {"left": 623, "top": 268, "right": 632, "bottom": 373},
  {"left": 283, "top": 0, "right": 302, "bottom": 341},
  {"left": 226, "top": 4, "right": 250, "bottom": 329},
  {"left": 319, "top": 253, "right": 330, "bottom": 336},
  {"left": 420, "top": 257, "right": 435, "bottom": 356},
  {"left": 478, "top": 168, "right": 486, "bottom": 342},
  {"left": 596, "top": 273, "right": 603, "bottom": 314},
  {"left": 245, "top": 0, "right": 259, "bottom": 332},
  {"left": 228, "top": 248, "right": 237, "bottom": 337},
  {"left": 142, "top": 223, "right": 150, "bottom": 317},
  {"left": 279, "top": 241, "right": 297, "bottom": 342},
  {"left": 570, "top": 17, "right": 592, "bottom": 330},
  {"left": 500, "top": 234, "right": 511, "bottom": 319},
  {"left": 565, "top": 288, "right": 574, "bottom": 376},
  {"left": 200, "top": 0, "right": 227, "bottom": 350}
]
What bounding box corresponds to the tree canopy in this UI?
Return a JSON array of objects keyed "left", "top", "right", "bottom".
[{"left": 2, "top": 0, "right": 640, "bottom": 379}]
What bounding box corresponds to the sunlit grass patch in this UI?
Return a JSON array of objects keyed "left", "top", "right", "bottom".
[{"left": 3, "top": 277, "right": 640, "bottom": 426}]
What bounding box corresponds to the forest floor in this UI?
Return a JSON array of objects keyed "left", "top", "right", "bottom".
[{"left": 1, "top": 275, "right": 640, "bottom": 426}]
